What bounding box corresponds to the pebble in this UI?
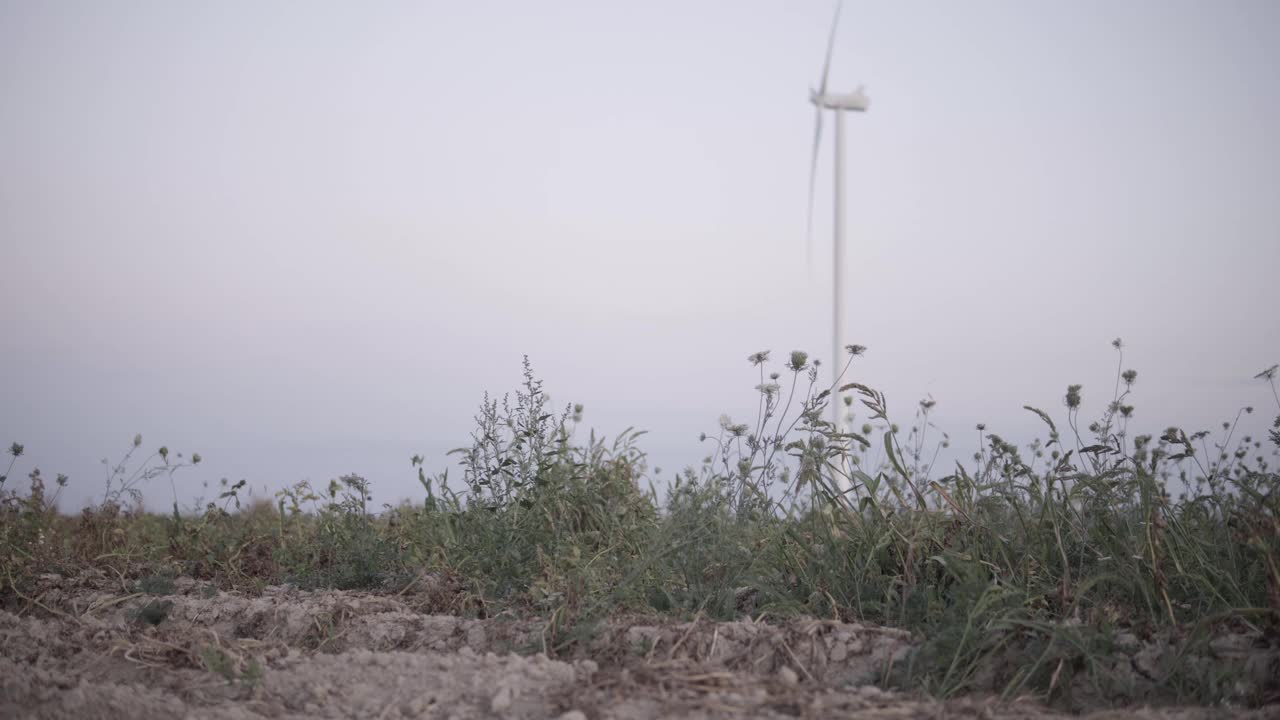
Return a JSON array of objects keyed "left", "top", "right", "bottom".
[
  {"left": 778, "top": 666, "right": 799, "bottom": 686},
  {"left": 490, "top": 686, "right": 513, "bottom": 713}
]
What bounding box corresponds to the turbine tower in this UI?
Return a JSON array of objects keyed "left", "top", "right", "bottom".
[{"left": 806, "top": 0, "right": 868, "bottom": 433}]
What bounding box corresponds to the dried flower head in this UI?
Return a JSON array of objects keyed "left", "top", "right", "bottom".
[
  {"left": 1065, "top": 384, "right": 1082, "bottom": 410},
  {"left": 756, "top": 383, "right": 781, "bottom": 398}
]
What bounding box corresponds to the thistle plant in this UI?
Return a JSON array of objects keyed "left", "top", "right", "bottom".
[
  {"left": 0, "top": 442, "right": 23, "bottom": 490},
  {"left": 100, "top": 434, "right": 201, "bottom": 512},
  {"left": 697, "top": 345, "right": 871, "bottom": 517},
  {"left": 1256, "top": 363, "right": 1280, "bottom": 448}
]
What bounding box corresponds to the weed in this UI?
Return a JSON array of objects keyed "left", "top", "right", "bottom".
[
  {"left": 199, "top": 645, "right": 263, "bottom": 686},
  {"left": 137, "top": 573, "right": 176, "bottom": 596},
  {"left": 132, "top": 599, "right": 173, "bottom": 626}
]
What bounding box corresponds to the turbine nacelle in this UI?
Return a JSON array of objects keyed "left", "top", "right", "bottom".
[{"left": 810, "top": 85, "right": 870, "bottom": 112}]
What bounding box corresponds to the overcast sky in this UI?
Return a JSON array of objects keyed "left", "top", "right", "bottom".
[{"left": 2, "top": 0, "right": 1278, "bottom": 512}]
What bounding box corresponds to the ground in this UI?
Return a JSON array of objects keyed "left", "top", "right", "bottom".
[{"left": 2, "top": 572, "right": 1276, "bottom": 719}]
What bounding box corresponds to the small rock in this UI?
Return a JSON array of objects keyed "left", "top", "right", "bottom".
[
  {"left": 466, "top": 624, "right": 487, "bottom": 649},
  {"left": 559, "top": 712, "right": 587, "bottom": 720},
  {"left": 491, "top": 686, "right": 513, "bottom": 713},
  {"left": 1114, "top": 632, "right": 1141, "bottom": 652},
  {"left": 778, "top": 666, "right": 799, "bottom": 686}
]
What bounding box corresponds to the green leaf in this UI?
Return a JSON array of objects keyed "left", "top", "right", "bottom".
[{"left": 884, "top": 432, "right": 910, "bottom": 481}]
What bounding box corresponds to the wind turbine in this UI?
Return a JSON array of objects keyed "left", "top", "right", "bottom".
[{"left": 806, "top": 0, "right": 869, "bottom": 434}]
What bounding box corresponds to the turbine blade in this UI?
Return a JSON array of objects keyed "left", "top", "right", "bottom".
[
  {"left": 807, "top": 0, "right": 842, "bottom": 274},
  {"left": 818, "top": 0, "right": 844, "bottom": 95},
  {"left": 805, "top": 105, "right": 824, "bottom": 271}
]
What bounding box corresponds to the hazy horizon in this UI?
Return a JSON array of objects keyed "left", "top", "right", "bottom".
[{"left": 3, "top": 0, "right": 1278, "bottom": 512}]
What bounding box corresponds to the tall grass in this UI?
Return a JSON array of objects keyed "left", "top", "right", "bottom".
[{"left": 2, "top": 345, "right": 1277, "bottom": 707}]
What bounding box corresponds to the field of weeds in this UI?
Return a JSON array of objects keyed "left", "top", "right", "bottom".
[{"left": 3, "top": 346, "right": 1280, "bottom": 719}]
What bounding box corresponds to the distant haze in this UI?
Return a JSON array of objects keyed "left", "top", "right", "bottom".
[{"left": 2, "top": 0, "right": 1278, "bottom": 511}]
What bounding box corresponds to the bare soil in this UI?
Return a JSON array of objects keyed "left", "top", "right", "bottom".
[{"left": 2, "top": 572, "right": 1276, "bottom": 719}]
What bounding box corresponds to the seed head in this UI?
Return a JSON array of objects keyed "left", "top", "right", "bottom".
[
  {"left": 748, "top": 350, "right": 771, "bottom": 367},
  {"left": 756, "top": 383, "right": 781, "bottom": 398},
  {"left": 845, "top": 344, "right": 867, "bottom": 357},
  {"left": 787, "top": 351, "right": 809, "bottom": 372},
  {"left": 1065, "top": 384, "right": 1082, "bottom": 410}
]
